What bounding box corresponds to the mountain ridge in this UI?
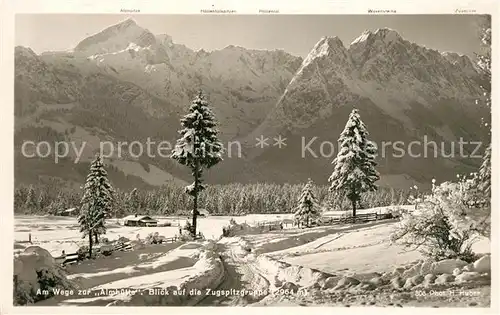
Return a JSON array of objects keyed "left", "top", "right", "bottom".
[
  {"left": 14, "top": 20, "right": 488, "bottom": 189},
  {"left": 241, "top": 27, "right": 487, "bottom": 187}
]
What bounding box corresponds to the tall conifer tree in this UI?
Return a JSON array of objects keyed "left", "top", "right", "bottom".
[
  {"left": 171, "top": 91, "right": 223, "bottom": 236},
  {"left": 78, "top": 154, "right": 114, "bottom": 257},
  {"left": 329, "top": 109, "right": 379, "bottom": 217}
]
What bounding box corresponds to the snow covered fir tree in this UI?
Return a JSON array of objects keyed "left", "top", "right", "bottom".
[
  {"left": 78, "top": 154, "right": 115, "bottom": 257},
  {"left": 171, "top": 91, "right": 224, "bottom": 237},
  {"left": 24, "top": 185, "right": 37, "bottom": 211},
  {"left": 476, "top": 15, "right": 491, "bottom": 205},
  {"left": 126, "top": 188, "right": 141, "bottom": 214},
  {"left": 328, "top": 109, "right": 380, "bottom": 217},
  {"left": 294, "top": 179, "right": 320, "bottom": 228},
  {"left": 479, "top": 144, "right": 491, "bottom": 203}
]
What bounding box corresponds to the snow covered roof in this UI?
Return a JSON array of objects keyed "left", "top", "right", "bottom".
[
  {"left": 190, "top": 208, "right": 210, "bottom": 215},
  {"left": 123, "top": 215, "right": 157, "bottom": 222},
  {"left": 55, "top": 207, "right": 77, "bottom": 214}
]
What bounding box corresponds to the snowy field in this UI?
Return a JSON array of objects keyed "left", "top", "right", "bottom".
[
  {"left": 264, "top": 221, "right": 490, "bottom": 276},
  {"left": 14, "top": 213, "right": 293, "bottom": 256},
  {"left": 33, "top": 241, "right": 222, "bottom": 306},
  {"left": 14, "top": 206, "right": 491, "bottom": 307}
]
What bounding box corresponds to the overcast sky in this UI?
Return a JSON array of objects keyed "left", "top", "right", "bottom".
[{"left": 15, "top": 14, "right": 485, "bottom": 57}]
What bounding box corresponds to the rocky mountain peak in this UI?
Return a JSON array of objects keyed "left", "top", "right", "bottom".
[
  {"left": 115, "top": 18, "right": 138, "bottom": 29},
  {"left": 15, "top": 46, "right": 38, "bottom": 58},
  {"left": 299, "top": 36, "right": 350, "bottom": 71},
  {"left": 345, "top": 27, "right": 480, "bottom": 91},
  {"left": 348, "top": 28, "right": 406, "bottom": 68},
  {"left": 350, "top": 28, "right": 403, "bottom": 47},
  {"left": 156, "top": 34, "right": 174, "bottom": 47},
  {"left": 74, "top": 18, "right": 156, "bottom": 56},
  {"left": 313, "top": 36, "right": 345, "bottom": 54},
  {"left": 15, "top": 46, "right": 46, "bottom": 73},
  {"left": 441, "top": 52, "right": 478, "bottom": 75},
  {"left": 442, "top": 51, "right": 474, "bottom": 67},
  {"left": 372, "top": 27, "right": 402, "bottom": 41}
]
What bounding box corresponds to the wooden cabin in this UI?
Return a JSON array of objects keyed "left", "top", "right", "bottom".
[{"left": 123, "top": 215, "right": 158, "bottom": 227}]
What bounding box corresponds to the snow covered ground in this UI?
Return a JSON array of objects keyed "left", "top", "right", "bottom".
[
  {"left": 14, "top": 213, "right": 293, "bottom": 256},
  {"left": 34, "top": 240, "right": 223, "bottom": 306},
  {"left": 65, "top": 242, "right": 195, "bottom": 288},
  {"left": 268, "top": 221, "right": 489, "bottom": 276},
  {"left": 14, "top": 207, "right": 491, "bottom": 307}
]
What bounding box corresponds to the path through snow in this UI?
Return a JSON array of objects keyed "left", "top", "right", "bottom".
[{"left": 197, "top": 238, "right": 271, "bottom": 306}]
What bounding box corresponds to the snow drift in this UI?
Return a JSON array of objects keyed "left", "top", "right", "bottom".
[
  {"left": 113, "top": 241, "right": 224, "bottom": 306},
  {"left": 14, "top": 246, "right": 79, "bottom": 305},
  {"left": 257, "top": 246, "right": 491, "bottom": 302},
  {"left": 256, "top": 254, "right": 332, "bottom": 290}
]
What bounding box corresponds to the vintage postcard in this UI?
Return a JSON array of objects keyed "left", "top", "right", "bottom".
[{"left": 1, "top": 0, "right": 498, "bottom": 313}]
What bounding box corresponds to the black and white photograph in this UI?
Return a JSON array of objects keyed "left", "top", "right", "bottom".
[{"left": 8, "top": 10, "right": 493, "bottom": 309}]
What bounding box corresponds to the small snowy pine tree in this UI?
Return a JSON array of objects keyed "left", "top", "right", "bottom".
[
  {"left": 25, "top": 185, "right": 37, "bottom": 213},
  {"left": 476, "top": 15, "right": 491, "bottom": 103},
  {"left": 328, "top": 109, "right": 379, "bottom": 217},
  {"left": 171, "top": 91, "right": 223, "bottom": 236},
  {"left": 37, "top": 192, "right": 48, "bottom": 212},
  {"left": 78, "top": 154, "right": 114, "bottom": 257},
  {"left": 475, "top": 17, "right": 491, "bottom": 205},
  {"left": 479, "top": 144, "right": 491, "bottom": 203},
  {"left": 294, "top": 179, "right": 320, "bottom": 228},
  {"left": 47, "top": 193, "right": 64, "bottom": 215},
  {"left": 126, "top": 188, "right": 140, "bottom": 214}
]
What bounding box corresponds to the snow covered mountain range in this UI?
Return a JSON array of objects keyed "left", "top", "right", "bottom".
[{"left": 14, "top": 19, "right": 489, "bottom": 189}]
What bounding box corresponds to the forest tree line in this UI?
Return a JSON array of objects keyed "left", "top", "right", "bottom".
[{"left": 14, "top": 180, "right": 410, "bottom": 217}]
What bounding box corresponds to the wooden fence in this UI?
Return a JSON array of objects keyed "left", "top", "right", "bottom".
[
  {"left": 56, "top": 252, "right": 79, "bottom": 265},
  {"left": 321, "top": 212, "right": 393, "bottom": 225},
  {"left": 255, "top": 212, "right": 394, "bottom": 230},
  {"left": 163, "top": 236, "right": 178, "bottom": 243},
  {"left": 256, "top": 219, "right": 292, "bottom": 230},
  {"left": 53, "top": 234, "right": 198, "bottom": 266},
  {"left": 54, "top": 240, "right": 134, "bottom": 265}
]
